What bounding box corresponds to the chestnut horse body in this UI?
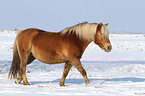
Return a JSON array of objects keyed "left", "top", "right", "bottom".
[{"left": 9, "top": 22, "right": 112, "bottom": 86}]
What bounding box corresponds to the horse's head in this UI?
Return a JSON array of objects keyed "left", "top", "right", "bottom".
[{"left": 94, "top": 23, "right": 112, "bottom": 52}]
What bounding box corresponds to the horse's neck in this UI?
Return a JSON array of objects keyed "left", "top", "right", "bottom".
[
  {"left": 79, "top": 39, "right": 91, "bottom": 51},
  {"left": 68, "top": 33, "right": 92, "bottom": 53}
]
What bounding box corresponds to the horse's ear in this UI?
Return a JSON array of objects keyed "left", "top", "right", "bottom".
[
  {"left": 97, "top": 22, "right": 103, "bottom": 32},
  {"left": 100, "top": 22, "right": 102, "bottom": 25},
  {"left": 105, "top": 23, "right": 109, "bottom": 26},
  {"left": 98, "top": 22, "right": 102, "bottom": 27}
]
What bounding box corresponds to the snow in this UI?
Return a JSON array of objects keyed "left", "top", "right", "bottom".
[{"left": 0, "top": 31, "right": 145, "bottom": 96}]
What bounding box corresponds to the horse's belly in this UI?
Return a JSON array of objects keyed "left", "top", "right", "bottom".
[{"left": 31, "top": 47, "right": 67, "bottom": 64}]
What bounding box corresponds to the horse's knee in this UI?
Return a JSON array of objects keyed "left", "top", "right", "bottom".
[{"left": 82, "top": 69, "right": 87, "bottom": 76}]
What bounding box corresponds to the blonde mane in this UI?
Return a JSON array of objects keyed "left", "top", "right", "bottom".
[
  {"left": 60, "top": 22, "right": 109, "bottom": 41},
  {"left": 60, "top": 22, "right": 98, "bottom": 41}
]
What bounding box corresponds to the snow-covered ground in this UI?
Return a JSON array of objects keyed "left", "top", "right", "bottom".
[{"left": 0, "top": 31, "right": 145, "bottom": 96}]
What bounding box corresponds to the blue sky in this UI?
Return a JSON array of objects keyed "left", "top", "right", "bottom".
[{"left": 0, "top": 0, "right": 145, "bottom": 33}]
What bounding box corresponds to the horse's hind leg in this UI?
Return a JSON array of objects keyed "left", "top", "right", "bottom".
[
  {"left": 15, "top": 53, "right": 35, "bottom": 84},
  {"left": 17, "top": 46, "right": 31, "bottom": 85},
  {"left": 15, "top": 57, "right": 29, "bottom": 85},
  {"left": 19, "top": 55, "right": 30, "bottom": 85},
  {"left": 60, "top": 61, "right": 72, "bottom": 86},
  {"left": 15, "top": 29, "right": 39, "bottom": 85}
]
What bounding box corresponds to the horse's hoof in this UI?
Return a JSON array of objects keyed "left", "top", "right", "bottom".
[
  {"left": 15, "top": 81, "right": 21, "bottom": 84},
  {"left": 59, "top": 82, "right": 65, "bottom": 86},
  {"left": 60, "top": 84, "right": 65, "bottom": 86},
  {"left": 85, "top": 81, "right": 90, "bottom": 85},
  {"left": 15, "top": 81, "right": 19, "bottom": 84},
  {"left": 23, "top": 82, "right": 30, "bottom": 85}
]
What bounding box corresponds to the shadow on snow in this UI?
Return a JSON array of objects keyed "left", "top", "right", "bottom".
[{"left": 30, "top": 77, "right": 145, "bottom": 85}]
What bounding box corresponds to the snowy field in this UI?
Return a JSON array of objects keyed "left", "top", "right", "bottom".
[{"left": 0, "top": 31, "right": 145, "bottom": 96}]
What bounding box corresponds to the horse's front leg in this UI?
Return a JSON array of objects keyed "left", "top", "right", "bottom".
[
  {"left": 60, "top": 61, "right": 72, "bottom": 86},
  {"left": 70, "top": 58, "right": 90, "bottom": 84}
]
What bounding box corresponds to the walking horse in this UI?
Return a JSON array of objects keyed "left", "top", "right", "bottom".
[{"left": 9, "top": 22, "right": 112, "bottom": 86}]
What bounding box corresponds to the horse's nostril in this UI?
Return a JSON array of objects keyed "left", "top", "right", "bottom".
[{"left": 108, "top": 45, "right": 112, "bottom": 51}]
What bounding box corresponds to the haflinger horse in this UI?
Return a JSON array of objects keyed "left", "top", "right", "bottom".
[{"left": 9, "top": 22, "right": 112, "bottom": 86}]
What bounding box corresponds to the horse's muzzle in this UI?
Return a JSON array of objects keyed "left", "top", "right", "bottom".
[{"left": 104, "top": 44, "right": 112, "bottom": 52}]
